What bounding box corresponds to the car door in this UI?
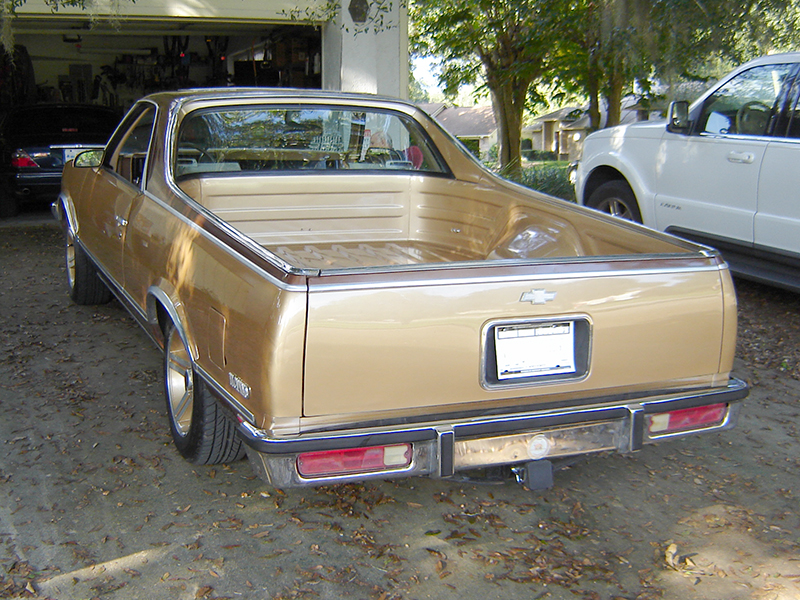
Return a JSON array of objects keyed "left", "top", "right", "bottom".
[
  {"left": 755, "top": 78, "right": 800, "bottom": 256},
  {"left": 80, "top": 103, "right": 156, "bottom": 284},
  {"left": 654, "top": 63, "right": 796, "bottom": 246}
]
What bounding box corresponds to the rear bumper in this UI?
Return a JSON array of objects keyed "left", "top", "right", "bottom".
[
  {"left": 9, "top": 171, "right": 61, "bottom": 199},
  {"left": 238, "top": 378, "right": 748, "bottom": 488}
]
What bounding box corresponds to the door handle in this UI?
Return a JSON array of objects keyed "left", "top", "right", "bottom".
[
  {"left": 727, "top": 151, "right": 755, "bottom": 164},
  {"left": 114, "top": 215, "right": 128, "bottom": 239}
]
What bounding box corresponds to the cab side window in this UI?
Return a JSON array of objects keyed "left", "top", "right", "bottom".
[
  {"left": 697, "top": 64, "right": 794, "bottom": 136},
  {"left": 104, "top": 104, "right": 156, "bottom": 187}
]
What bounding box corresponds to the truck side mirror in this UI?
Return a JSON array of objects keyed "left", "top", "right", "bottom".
[
  {"left": 667, "top": 101, "right": 690, "bottom": 134},
  {"left": 73, "top": 149, "right": 103, "bottom": 168}
]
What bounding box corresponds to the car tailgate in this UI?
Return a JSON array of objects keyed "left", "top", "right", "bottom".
[{"left": 302, "top": 255, "right": 734, "bottom": 417}]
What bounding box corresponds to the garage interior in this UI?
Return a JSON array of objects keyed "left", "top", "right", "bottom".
[{"left": 1, "top": 18, "right": 323, "bottom": 110}]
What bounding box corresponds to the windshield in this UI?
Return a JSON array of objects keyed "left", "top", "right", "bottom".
[{"left": 174, "top": 106, "right": 447, "bottom": 178}]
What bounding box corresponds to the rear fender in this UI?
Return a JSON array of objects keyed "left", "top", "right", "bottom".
[{"left": 146, "top": 281, "right": 194, "bottom": 358}]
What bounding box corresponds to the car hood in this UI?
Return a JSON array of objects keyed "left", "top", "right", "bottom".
[{"left": 585, "top": 119, "right": 668, "bottom": 143}]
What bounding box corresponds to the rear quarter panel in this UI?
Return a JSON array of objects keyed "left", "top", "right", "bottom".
[{"left": 121, "top": 187, "right": 308, "bottom": 426}]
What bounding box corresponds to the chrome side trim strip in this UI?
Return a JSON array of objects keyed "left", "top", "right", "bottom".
[
  {"left": 139, "top": 190, "right": 310, "bottom": 292},
  {"left": 307, "top": 263, "right": 725, "bottom": 292}
]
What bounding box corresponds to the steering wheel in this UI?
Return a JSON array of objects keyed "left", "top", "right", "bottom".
[
  {"left": 179, "top": 143, "right": 216, "bottom": 163},
  {"left": 735, "top": 101, "right": 770, "bottom": 135}
]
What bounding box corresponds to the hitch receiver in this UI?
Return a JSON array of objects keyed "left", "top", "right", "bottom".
[{"left": 514, "top": 460, "right": 554, "bottom": 491}]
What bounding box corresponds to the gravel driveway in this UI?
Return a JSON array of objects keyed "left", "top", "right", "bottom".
[{"left": 1, "top": 219, "right": 798, "bottom": 600}]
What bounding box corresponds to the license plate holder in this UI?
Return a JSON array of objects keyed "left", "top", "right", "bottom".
[
  {"left": 482, "top": 317, "right": 590, "bottom": 388},
  {"left": 63, "top": 148, "right": 84, "bottom": 163}
]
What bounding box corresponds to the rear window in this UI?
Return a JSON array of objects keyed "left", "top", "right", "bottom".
[
  {"left": 174, "top": 105, "right": 448, "bottom": 178},
  {"left": 4, "top": 106, "right": 120, "bottom": 140}
]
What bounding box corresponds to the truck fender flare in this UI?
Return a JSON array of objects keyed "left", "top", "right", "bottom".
[
  {"left": 53, "top": 193, "right": 77, "bottom": 235},
  {"left": 146, "top": 282, "right": 196, "bottom": 360}
]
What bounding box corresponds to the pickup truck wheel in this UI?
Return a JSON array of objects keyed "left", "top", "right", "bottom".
[
  {"left": 164, "top": 323, "right": 245, "bottom": 465},
  {"left": 586, "top": 181, "right": 642, "bottom": 223},
  {"left": 66, "top": 230, "right": 113, "bottom": 305}
]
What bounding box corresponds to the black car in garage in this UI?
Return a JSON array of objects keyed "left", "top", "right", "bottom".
[{"left": 0, "top": 103, "right": 121, "bottom": 217}]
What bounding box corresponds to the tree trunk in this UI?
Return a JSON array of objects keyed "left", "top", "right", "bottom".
[
  {"left": 487, "top": 76, "right": 529, "bottom": 179},
  {"left": 604, "top": 69, "right": 624, "bottom": 127},
  {"left": 587, "top": 52, "right": 602, "bottom": 131}
]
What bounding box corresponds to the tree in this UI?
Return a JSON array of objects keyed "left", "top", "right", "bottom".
[
  {"left": 411, "top": 0, "right": 563, "bottom": 176},
  {"left": 552, "top": 0, "right": 796, "bottom": 130},
  {"left": 408, "top": 69, "right": 430, "bottom": 103}
]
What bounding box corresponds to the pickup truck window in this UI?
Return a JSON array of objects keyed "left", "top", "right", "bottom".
[
  {"left": 698, "top": 64, "right": 794, "bottom": 136},
  {"left": 174, "top": 106, "right": 447, "bottom": 177},
  {"left": 105, "top": 104, "right": 156, "bottom": 186}
]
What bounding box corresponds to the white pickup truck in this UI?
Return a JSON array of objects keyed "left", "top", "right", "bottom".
[{"left": 575, "top": 53, "right": 800, "bottom": 292}]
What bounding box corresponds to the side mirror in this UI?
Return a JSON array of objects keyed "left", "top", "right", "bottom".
[
  {"left": 667, "top": 101, "right": 690, "bottom": 134},
  {"left": 73, "top": 149, "right": 103, "bottom": 168}
]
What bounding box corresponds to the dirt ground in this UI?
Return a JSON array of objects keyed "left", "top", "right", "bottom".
[{"left": 1, "top": 217, "right": 798, "bottom": 600}]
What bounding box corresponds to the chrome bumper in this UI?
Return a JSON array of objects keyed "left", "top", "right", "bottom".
[{"left": 239, "top": 378, "right": 748, "bottom": 488}]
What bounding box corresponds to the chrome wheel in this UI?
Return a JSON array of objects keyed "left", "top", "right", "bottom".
[
  {"left": 597, "top": 197, "right": 635, "bottom": 220},
  {"left": 586, "top": 180, "right": 642, "bottom": 223},
  {"left": 166, "top": 328, "right": 194, "bottom": 437}
]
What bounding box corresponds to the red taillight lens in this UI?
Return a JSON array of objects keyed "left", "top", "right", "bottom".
[
  {"left": 297, "top": 443, "right": 412, "bottom": 478},
  {"left": 11, "top": 150, "right": 39, "bottom": 168},
  {"left": 647, "top": 403, "right": 727, "bottom": 435}
]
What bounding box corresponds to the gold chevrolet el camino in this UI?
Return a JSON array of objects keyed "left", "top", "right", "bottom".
[{"left": 53, "top": 89, "right": 748, "bottom": 489}]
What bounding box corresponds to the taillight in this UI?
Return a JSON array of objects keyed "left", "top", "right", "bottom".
[
  {"left": 647, "top": 403, "right": 727, "bottom": 435},
  {"left": 297, "top": 443, "right": 412, "bottom": 478},
  {"left": 11, "top": 150, "right": 39, "bottom": 168}
]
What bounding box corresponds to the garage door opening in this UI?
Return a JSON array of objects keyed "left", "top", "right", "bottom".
[{"left": 3, "top": 21, "right": 323, "bottom": 110}]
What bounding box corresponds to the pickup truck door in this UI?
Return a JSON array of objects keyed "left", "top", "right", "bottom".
[
  {"left": 754, "top": 85, "right": 800, "bottom": 255},
  {"left": 654, "top": 63, "right": 796, "bottom": 245},
  {"left": 80, "top": 104, "right": 156, "bottom": 285}
]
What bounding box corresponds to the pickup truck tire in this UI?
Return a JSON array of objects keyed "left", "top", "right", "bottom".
[
  {"left": 66, "top": 230, "right": 113, "bottom": 305},
  {"left": 586, "top": 180, "right": 642, "bottom": 223},
  {"left": 164, "top": 323, "right": 245, "bottom": 465}
]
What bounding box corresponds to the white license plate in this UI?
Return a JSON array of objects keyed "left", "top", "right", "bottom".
[
  {"left": 495, "top": 321, "right": 576, "bottom": 380},
  {"left": 63, "top": 148, "right": 85, "bottom": 163}
]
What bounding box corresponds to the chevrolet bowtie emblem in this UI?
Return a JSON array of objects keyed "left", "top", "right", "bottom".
[{"left": 520, "top": 289, "right": 557, "bottom": 304}]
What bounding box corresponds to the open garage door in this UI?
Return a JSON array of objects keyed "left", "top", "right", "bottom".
[{"left": 5, "top": 19, "right": 322, "bottom": 109}]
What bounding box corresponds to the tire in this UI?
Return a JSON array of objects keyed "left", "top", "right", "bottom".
[
  {"left": 65, "top": 229, "right": 113, "bottom": 305},
  {"left": 164, "top": 323, "right": 245, "bottom": 465},
  {"left": 586, "top": 180, "right": 643, "bottom": 223}
]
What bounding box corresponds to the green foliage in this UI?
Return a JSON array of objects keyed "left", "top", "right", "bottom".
[
  {"left": 408, "top": 70, "right": 431, "bottom": 102},
  {"left": 543, "top": 0, "right": 797, "bottom": 129},
  {"left": 507, "top": 162, "right": 575, "bottom": 202},
  {"left": 459, "top": 138, "right": 480, "bottom": 158},
  {"left": 411, "top": 0, "right": 563, "bottom": 174},
  {"left": 523, "top": 149, "right": 558, "bottom": 161}
]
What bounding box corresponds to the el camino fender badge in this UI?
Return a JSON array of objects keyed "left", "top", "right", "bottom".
[
  {"left": 520, "top": 289, "right": 557, "bottom": 305},
  {"left": 228, "top": 372, "right": 251, "bottom": 399}
]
